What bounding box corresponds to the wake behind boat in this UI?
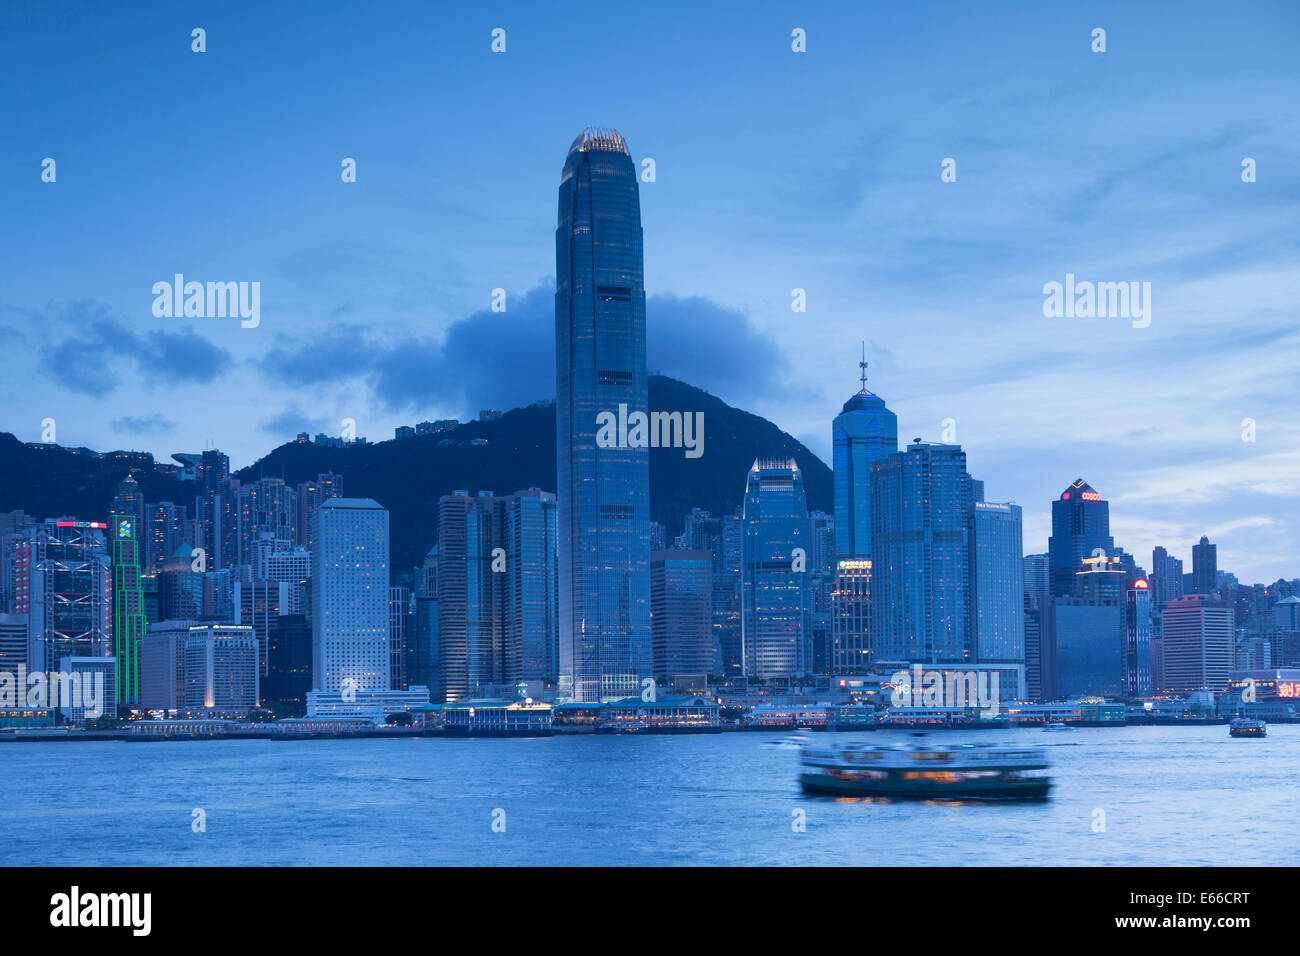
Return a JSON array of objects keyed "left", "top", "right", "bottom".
[{"left": 799, "top": 741, "right": 1053, "bottom": 800}]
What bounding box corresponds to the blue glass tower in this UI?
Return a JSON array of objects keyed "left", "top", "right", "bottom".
[
  {"left": 741, "top": 459, "right": 812, "bottom": 678},
  {"left": 832, "top": 350, "right": 898, "bottom": 558},
  {"left": 870, "top": 442, "right": 979, "bottom": 663},
  {"left": 1048, "top": 479, "right": 1114, "bottom": 598},
  {"left": 555, "top": 128, "right": 651, "bottom": 702}
]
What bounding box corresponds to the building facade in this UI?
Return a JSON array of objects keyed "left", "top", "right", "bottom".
[{"left": 555, "top": 127, "right": 651, "bottom": 702}]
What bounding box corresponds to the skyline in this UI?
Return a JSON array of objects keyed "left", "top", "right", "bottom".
[{"left": 3, "top": 0, "right": 1299, "bottom": 583}]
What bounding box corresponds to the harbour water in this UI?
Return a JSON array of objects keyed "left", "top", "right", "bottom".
[{"left": 2, "top": 725, "right": 1293, "bottom": 866}]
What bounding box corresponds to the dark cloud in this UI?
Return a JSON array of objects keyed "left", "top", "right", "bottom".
[
  {"left": 259, "top": 406, "right": 332, "bottom": 440},
  {"left": 258, "top": 284, "right": 788, "bottom": 414},
  {"left": 111, "top": 414, "right": 176, "bottom": 435},
  {"left": 37, "top": 300, "right": 231, "bottom": 395}
]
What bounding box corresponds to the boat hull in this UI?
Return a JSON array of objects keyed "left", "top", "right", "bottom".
[{"left": 799, "top": 772, "right": 1053, "bottom": 801}]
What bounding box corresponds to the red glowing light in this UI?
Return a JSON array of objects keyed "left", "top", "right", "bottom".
[{"left": 1134, "top": 579, "right": 1149, "bottom": 589}]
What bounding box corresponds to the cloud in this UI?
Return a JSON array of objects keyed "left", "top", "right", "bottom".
[
  {"left": 111, "top": 414, "right": 176, "bottom": 435},
  {"left": 260, "top": 406, "right": 333, "bottom": 440},
  {"left": 36, "top": 300, "right": 231, "bottom": 395},
  {"left": 258, "top": 284, "right": 789, "bottom": 414}
]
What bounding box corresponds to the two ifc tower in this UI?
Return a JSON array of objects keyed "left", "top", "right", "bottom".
[{"left": 554, "top": 126, "right": 896, "bottom": 701}]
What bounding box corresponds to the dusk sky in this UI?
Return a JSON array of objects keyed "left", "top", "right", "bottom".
[{"left": 2, "top": 0, "right": 1297, "bottom": 581}]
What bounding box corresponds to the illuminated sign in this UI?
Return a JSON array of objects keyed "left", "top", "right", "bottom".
[
  {"left": 1134, "top": 579, "right": 1149, "bottom": 589},
  {"left": 117, "top": 518, "right": 133, "bottom": 539},
  {"left": 1080, "top": 492, "right": 1101, "bottom": 501},
  {"left": 54, "top": 521, "right": 107, "bottom": 529},
  {"left": 1280, "top": 683, "right": 1299, "bottom": 699}
]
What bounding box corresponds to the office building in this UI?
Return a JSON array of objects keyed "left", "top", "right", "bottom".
[
  {"left": 184, "top": 624, "right": 259, "bottom": 714},
  {"left": 741, "top": 459, "right": 812, "bottom": 678},
  {"left": 108, "top": 509, "right": 149, "bottom": 707},
  {"left": 1162, "top": 594, "right": 1234, "bottom": 693},
  {"left": 1048, "top": 479, "right": 1114, "bottom": 597},
  {"left": 555, "top": 127, "right": 651, "bottom": 702},
  {"left": 311, "top": 498, "right": 390, "bottom": 696},
  {"left": 870, "top": 442, "right": 979, "bottom": 665},
  {"left": 832, "top": 352, "right": 898, "bottom": 557},
  {"left": 1192, "top": 535, "right": 1218, "bottom": 595},
  {"left": 650, "top": 549, "right": 713, "bottom": 681}
]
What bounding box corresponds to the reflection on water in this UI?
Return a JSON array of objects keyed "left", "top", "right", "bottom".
[{"left": 0, "top": 724, "right": 1292, "bottom": 866}]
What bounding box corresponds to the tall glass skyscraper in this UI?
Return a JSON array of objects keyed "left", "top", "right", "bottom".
[
  {"left": 970, "top": 501, "right": 1026, "bottom": 697},
  {"left": 832, "top": 354, "right": 898, "bottom": 557},
  {"left": 870, "top": 442, "right": 980, "bottom": 664},
  {"left": 741, "top": 459, "right": 812, "bottom": 678},
  {"left": 108, "top": 510, "right": 148, "bottom": 708},
  {"left": 1048, "top": 479, "right": 1114, "bottom": 597},
  {"left": 555, "top": 127, "right": 651, "bottom": 702}
]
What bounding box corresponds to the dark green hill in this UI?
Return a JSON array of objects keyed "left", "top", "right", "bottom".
[{"left": 0, "top": 376, "right": 831, "bottom": 576}]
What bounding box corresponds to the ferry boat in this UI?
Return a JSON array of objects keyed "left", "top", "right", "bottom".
[
  {"left": 799, "top": 742, "right": 1053, "bottom": 800},
  {"left": 1043, "top": 722, "right": 1072, "bottom": 732},
  {"left": 767, "top": 732, "right": 812, "bottom": 750},
  {"left": 1229, "top": 717, "right": 1266, "bottom": 738}
]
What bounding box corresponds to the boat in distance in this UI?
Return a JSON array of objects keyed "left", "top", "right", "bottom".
[
  {"left": 1229, "top": 717, "right": 1266, "bottom": 738},
  {"left": 799, "top": 742, "right": 1053, "bottom": 800}
]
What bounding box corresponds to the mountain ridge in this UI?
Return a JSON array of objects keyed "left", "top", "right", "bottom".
[{"left": 0, "top": 375, "right": 832, "bottom": 577}]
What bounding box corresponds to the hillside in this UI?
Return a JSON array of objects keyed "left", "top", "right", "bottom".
[{"left": 0, "top": 376, "right": 832, "bottom": 576}]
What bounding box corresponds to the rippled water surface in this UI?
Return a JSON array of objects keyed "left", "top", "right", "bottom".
[{"left": 2, "top": 725, "right": 1293, "bottom": 865}]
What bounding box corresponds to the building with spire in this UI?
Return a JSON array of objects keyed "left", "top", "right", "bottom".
[
  {"left": 829, "top": 348, "right": 896, "bottom": 675},
  {"left": 554, "top": 127, "right": 651, "bottom": 702},
  {"left": 832, "top": 346, "right": 898, "bottom": 558}
]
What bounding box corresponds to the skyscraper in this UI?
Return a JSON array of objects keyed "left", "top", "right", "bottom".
[
  {"left": 108, "top": 509, "right": 148, "bottom": 708},
  {"left": 1161, "top": 594, "right": 1233, "bottom": 693},
  {"left": 1022, "top": 553, "right": 1049, "bottom": 607},
  {"left": 1192, "top": 535, "right": 1218, "bottom": 595},
  {"left": 504, "top": 488, "right": 559, "bottom": 685},
  {"left": 436, "top": 488, "right": 559, "bottom": 701},
  {"left": 870, "top": 442, "right": 979, "bottom": 665},
  {"left": 1125, "top": 578, "right": 1153, "bottom": 697},
  {"left": 970, "top": 501, "right": 1026, "bottom": 698},
  {"left": 15, "top": 520, "right": 111, "bottom": 673},
  {"left": 295, "top": 472, "right": 342, "bottom": 552},
  {"left": 436, "top": 491, "right": 506, "bottom": 702},
  {"left": 830, "top": 558, "right": 871, "bottom": 673},
  {"left": 110, "top": 474, "right": 145, "bottom": 548},
  {"left": 1048, "top": 479, "right": 1114, "bottom": 598},
  {"left": 195, "top": 450, "right": 233, "bottom": 570},
  {"left": 555, "top": 127, "right": 651, "bottom": 702},
  {"left": 741, "top": 459, "right": 812, "bottom": 678},
  {"left": 235, "top": 477, "right": 297, "bottom": 567},
  {"left": 650, "top": 550, "right": 713, "bottom": 681},
  {"left": 832, "top": 350, "right": 898, "bottom": 557},
  {"left": 1150, "top": 546, "right": 1184, "bottom": 610},
  {"left": 311, "top": 498, "right": 390, "bottom": 695}
]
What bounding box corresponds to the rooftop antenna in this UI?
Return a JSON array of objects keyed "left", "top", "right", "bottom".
[{"left": 858, "top": 341, "right": 868, "bottom": 391}]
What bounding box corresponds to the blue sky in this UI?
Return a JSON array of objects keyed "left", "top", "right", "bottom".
[{"left": 2, "top": 0, "right": 1298, "bottom": 581}]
